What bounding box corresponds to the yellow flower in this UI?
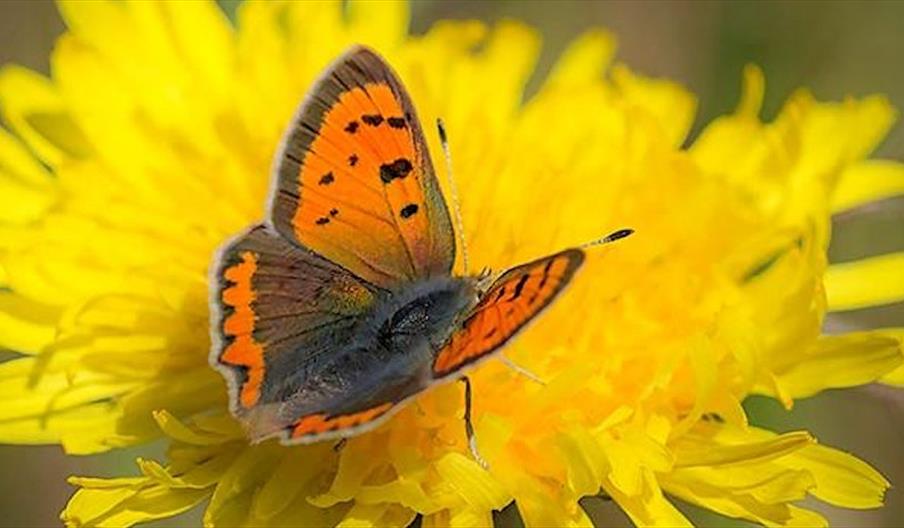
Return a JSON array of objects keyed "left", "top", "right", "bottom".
[{"left": 1, "top": 1, "right": 902, "bottom": 527}]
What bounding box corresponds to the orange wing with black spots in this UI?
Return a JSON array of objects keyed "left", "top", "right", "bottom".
[
  {"left": 270, "top": 46, "right": 455, "bottom": 287},
  {"left": 433, "top": 249, "right": 585, "bottom": 378}
]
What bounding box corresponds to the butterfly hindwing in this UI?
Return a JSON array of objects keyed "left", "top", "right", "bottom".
[
  {"left": 211, "top": 224, "right": 382, "bottom": 430},
  {"left": 433, "top": 249, "right": 585, "bottom": 378},
  {"left": 270, "top": 46, "right": 455, "bottom": 287}
]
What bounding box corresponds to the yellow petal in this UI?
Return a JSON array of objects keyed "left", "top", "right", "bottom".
[
  {"left": 774, "top": 330, "right": 904, "bottom": 398},
  {"left": 784, "top": 507, "right": 830, "bottom": 528},
  {"left": 0, "top": 128, "right": 57, "bottom": 224},
  {"left": 57, "top": 0, "right": 231, "bottom": 154},
  {"left": 696, "top": 425, "right": 890, "bottom": 510},
  {"left": 662, "top": 467, "right": 824, "bottom": 528},
  {"left": 338, "top": 503, "right": 415, "bottom": 528},
  {"left": 0, "top": 65, "right": 91, "bottom": 166},
  {"left": 69, "top": 476, "right": 145, "bottom": 490},
  {"left": 345, "top": 0, "right": 409, "bottom": 52},
  {"left": 825, "top": 252, "right": 904, "bottom": 311},
  {"left": 100, "top": 486, "right": 208, "bottom": 528},
  {"left": 0, "top": 127, "right": 53, "bottom": 187},
  {"left": 557, "top": 428, "right": 609, "bottom": 497},
  {"left": 62, "top": 486, "right": 140, "bottom": 528},
  {"left": 154, "top": 0, "right": 235, "bottom": 101},
  {"left": 252, "top": 444, "right": 335, "bottom": 520},
  {"left": 203, "top": 443, "right": 283, "bottom": 526},
  {"left": 448, "top": 506, "right": 493, "bottom": 528},
  {"left": 611, "top": 64, "right": 697, "bottom": 147},
  {"left": 880, "top": 364, "right": 904, "bottom": 386},
  {"left": 674, "top": 430, "right": 814, "bottom": 468},
  {"left": 0, "top": 174, "right": 55, "bottom": 225},
  {"left": 0, "top": 357, "right": 136, "bottom": 451},
  {"left": 783, "top": 442, "right": 890, "bottom": 509},
  {"left": 736, "top": 64, "right": 765, "bottom": 118},
  {"left": 600, "top": 422, "right": 673, "bottom": 497},
  {"left": 606, "top": 469, "right": 693, "bottom": 528},
  {"left": 62, "top": 474, "right": 209, "bottom": 528},
  {"left": 0, "top": 293, "right": 60, "bottom": 353},
  {"left": 358, "top": 475, "right": 440, "bottom": 513},
  {"left": 337, "top": 504, "right": 389, "bottom": 528},
  {"left": 690, "top": 63, "right": 764, "bottom": 176},
  {"left": 308, "top": 437, "right": 386, "bottom": 508},
  {"left": 543, "top": 30, "right": 615, "bottom": 90},
  {"left": 153, "top": 410, "right": 233, "bottom": 446},
  {"left": 513, "top": 482, "right": 593, "bottom": 528},
  {"left": 831, "top": 160, "right": 904, "bottom": 212},
  {"left": 435, "top": 452, "right": 510, "bottom": 512}
]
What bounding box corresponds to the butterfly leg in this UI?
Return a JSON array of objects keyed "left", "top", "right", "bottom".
[
  {"left": 499, "top": 354, "right": 546, "bottom": 385},
  {"left": 333, "top": 438, "right": 348, "bottom": 452},
  {"left": 460, "top": 376, "right": 488, "bottom": 469}
]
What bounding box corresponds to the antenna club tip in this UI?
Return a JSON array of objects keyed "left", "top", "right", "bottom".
[
  {"left": 578, "top": 228, "right": 635, "bottom": 249},
  {"left": 608, "top": 228, "right": 634, "bottom": 241}
]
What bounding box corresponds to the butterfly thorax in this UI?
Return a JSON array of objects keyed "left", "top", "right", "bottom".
[{"left": 372, "top": 276, "right": 480, "bottom": 356}]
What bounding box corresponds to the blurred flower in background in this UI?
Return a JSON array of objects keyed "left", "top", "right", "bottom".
[{"left": 1, "top": 1, "right": 903, "bottom": 527}]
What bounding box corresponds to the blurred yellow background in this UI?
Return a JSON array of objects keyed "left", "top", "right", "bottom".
[{"left": 1, "top": 1, "right": 901, "bottom": 526}]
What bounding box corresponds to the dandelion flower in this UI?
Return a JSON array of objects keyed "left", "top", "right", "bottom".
[{"left": 1, "top": 1, "right": 902, "bottom": 527}]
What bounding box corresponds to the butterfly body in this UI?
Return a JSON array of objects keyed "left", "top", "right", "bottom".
[
  {"left": 211, "top": 46, "right": 590, "bottom": 445},
  {"left": 286, "top": 274, "right": 480, "bottom": 413}
]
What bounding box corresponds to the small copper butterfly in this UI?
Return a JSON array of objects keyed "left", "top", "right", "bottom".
[{"left": 209, "top": 46, "right": 630, "bottom": 446}]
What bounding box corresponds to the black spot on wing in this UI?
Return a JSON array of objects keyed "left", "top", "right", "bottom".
[
  {"left": 400, "top": 203, "right": 419, "bottom": 219},
  {"left": 329, "top": 208, "right": 339, "bottom": 217},
  {"left": 493, "top": 286, "right": 507, "bottom": 302},
  {"left": 510, "top": 274, "right": 530, "bottom": 301},
  {"left": 345, "top": 121, "right": 359, "bottom": 134},
  {"left": 315, "top": 217, "right": 330, "bottom": 226},
  {"left": 387, "top": 116, "right": 407, "bottom": 129},
  {"left": 318, "top": 172, "right": 334, "bottom": 185},
  {"left": 380, "top": 158, "right": 413, "bottom": 183},
  {"left": 538, "top": 258, "right": 555, "bottom": 288},
  {"left": 362, "top": 114, "right": 383, "bottom": 126},
  {"left": 349, "top": 154, "right": 359, "bottom": 167}
]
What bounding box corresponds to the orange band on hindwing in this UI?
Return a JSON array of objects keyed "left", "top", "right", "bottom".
[
  {"left": 220, "top": 251, "right": 265, "bottom": 408},
  {"left": 290, "top": 403, "right": 394, "bottom": 438}
]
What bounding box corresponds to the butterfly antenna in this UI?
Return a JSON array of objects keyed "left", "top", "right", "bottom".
[
  {"left": 438, "top": 119, "right": 469, "bottom": 275},
  {"left": 580, "top": 228, "right": 635, "bottom": 249}
]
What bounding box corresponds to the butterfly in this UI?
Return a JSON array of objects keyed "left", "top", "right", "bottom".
[{"left": 209, "top": 46, "right": 630, "bottom": 446}]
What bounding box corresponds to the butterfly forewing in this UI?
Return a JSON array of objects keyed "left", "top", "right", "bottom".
[
  {"left": 270, "top": 46, "right": 455, "bottom": 287},
  {"left": 433, "top": 249, "right": 585, "bottom": 377}
]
